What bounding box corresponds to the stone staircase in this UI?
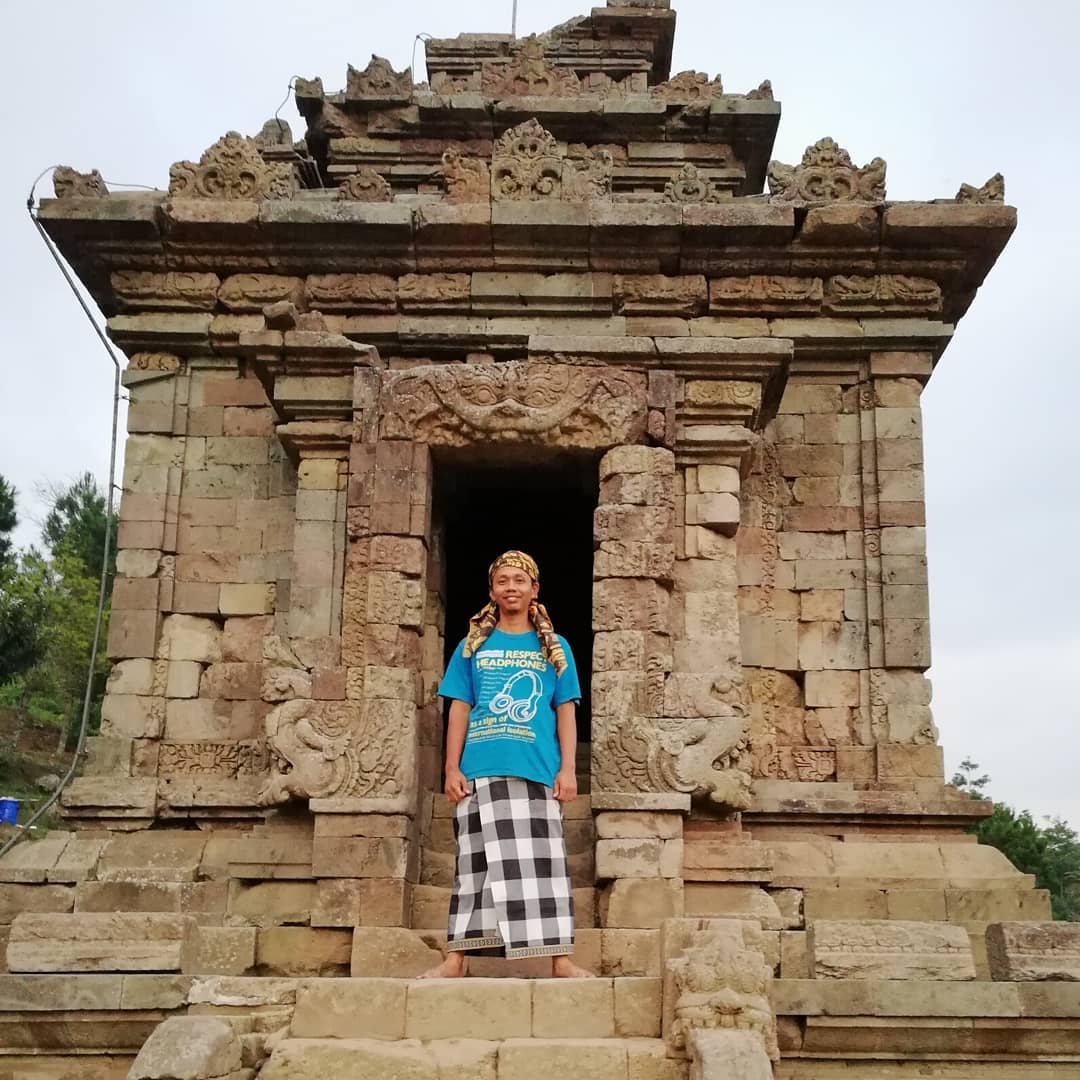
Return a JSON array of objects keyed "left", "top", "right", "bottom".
[{"left": 255, "top": 976, "right": 676, "bottom": 1079}]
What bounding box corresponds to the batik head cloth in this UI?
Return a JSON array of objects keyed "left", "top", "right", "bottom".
[{"left": 463, "top": 549, "right": 568, "bottom": 676}]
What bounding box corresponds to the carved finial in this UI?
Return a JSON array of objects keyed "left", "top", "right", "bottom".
[
  {"left": 767, "top": 137, "right": 886, "bottom": 205},
  {"left": 53, "top": 167, "right": 108, "bottom": 198},
  {"left": 746, "top": 79, "right": 774, "bottom": 101},
  {"left": 956, "top": 172, "right": 1005, "bottom": 204},
  {"left": 168, "top": 131, "right": 297, "bottom": 200},
  {"left": 254, "top": 118, "right": 293, "bottom": 150},
  {"left": 337, "top": 168, "right": 392, "bottom": 202},
  {"left": 442, "top": 146, "right": 491, "bottom": 204},
  {"left": 481, "top": 36, "right": 582, "bottom": 97},
  {"left": 664, "top": 163, "right": 717, "bottom": 204},
  {"left": 347, "top": 55, "right": 412, "bottom": 100},
  {"left": 294, "top": 76, "right": 324, "bottom": 103},
  {"left": 652, "top": 70, "right": 724, "bottom": 103},
  {"left": 491, "top": 119, "right": 564, "bottom": 201}
]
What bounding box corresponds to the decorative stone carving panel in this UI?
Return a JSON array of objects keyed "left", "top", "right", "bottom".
[
  {"left": 379, "top": 362, "right": 647, "bottom": 448},
  {"left": 956, "top": 172, "right": 1005, "bottom": 204},
  {"left": 767, "top": 137, "right": 886, "bottom": 205},
  {"left": 346, "top": 56, "right": 412, "bottom": 101},
  {"left": 337, "top": 169, "right": 392, "bottom": 202},
  {"left": 481, "top": 38, "right": 582, "bottom": 98},
  {"left": 169, "top": 132, "right": 297, "bottom": 201},
  {"left": 491, "top": 119, "right": 612, "bottom": 202},
  {"left": 53, "top": 167, "right": 108, "bottom": 198}
]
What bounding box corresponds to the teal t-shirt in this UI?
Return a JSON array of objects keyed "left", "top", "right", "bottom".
[{"left": 439, "top": 628, "right": 581, "bottom": 788}]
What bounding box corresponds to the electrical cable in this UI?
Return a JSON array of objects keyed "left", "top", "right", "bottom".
[{"left": 0, "top": 170, "right": 124, "bottom": 859}]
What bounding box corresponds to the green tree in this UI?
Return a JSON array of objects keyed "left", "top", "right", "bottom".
[
  {"left": 0, "top": 549, "right": 48, "bottom": 683},
  {"left": 41, "top": 471, "right": 116, "bottom": 580},
  {"left": 0, "top": 476, "right": 16, "bottom": 565},
  {"left": 952, "top": 760, "right": 1080, "bottom": 921}
]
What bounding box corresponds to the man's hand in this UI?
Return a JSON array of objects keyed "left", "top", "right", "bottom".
[
  {"left": 444, "top": 766, "right": 470, "bottom": 804},
  {"left": 552, "top": 768, "right": 578, "bottom": 803}
]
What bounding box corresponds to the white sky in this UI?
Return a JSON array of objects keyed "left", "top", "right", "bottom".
[{"left": 2, "top": 1, "right": 1077, "bottom": 824}]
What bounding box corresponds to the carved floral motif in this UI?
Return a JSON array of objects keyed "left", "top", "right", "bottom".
[
  {"left": 825, "top": 274, "right": 942, "bottom": 313},
  {"left": 664, "top": 164, "right": 719, "bottom": 204},
  {"left": 491, "top": 120, "right": 611, "bottom": 202},
  {"left": 158, "top": 741, "right": 267, "bottom": 777},
  {"left": 111, "top": 271, "right": 220, "bottom": 310},
  {"left": 337, "top": 169, "right": 392, "bottom": 202},
  {"left": 668, "top": 923, "right": 779, "bottom": 1062},
  {"left": 767, "top": 137, "right": 886, "bottom": 205},
  {"left": 652, "top": 70, "right": 724, "bottom": 103},
  {"left": 441, "top": 146, "right": 491, "bottom": 203},
  {"left": 347, "top": 56, "right": 412, "bottom": 100},
  {"left": 481, "top": 37, "right": 581, "bottom": 97},
  {"left": 169, "top": 131, "right": 297, "bottom": 201},
  {"left": 380, "top": 361, "right": 648, "bottom": 448},
  {"left": 127, "top": 353, "right": 180, "bottom": 374},
  {"left": 711, "top": 276, "right": 823, "bottom": 310},
  {"left": 956, "top": 172, "right": 1005, "bottom": 204},
  {"left": 52, "top": 167, "right": 108, "bottom": 198}
]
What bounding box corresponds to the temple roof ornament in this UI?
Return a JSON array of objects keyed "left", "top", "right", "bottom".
[
  {"left": 767, "top": 136, "right": 886, "bottom": 205},
  {"left": 491, "top": 119, "right": 613, "bottom": 202},
  {"left": 441, "top": 146, "right": 491, "bottom": 204},
  {"left": 481, "top": 37, "right": 583, "bottom": 97},
  {"left": 52, "top": 167, "right": 108, "bottom": 198},
  {"left": 337, "top": 168, "right": 392, "bottom": 202},
  {"left": 956, "top": 172, "right": 1005, "bottom": 204},
  {"left": 346, "top": 55, "right": 412, "bottom": 102},
  {"left": 168, "top": 131, "right": 297, "bottom": 201},
  {"left": 652, "top": 70, "right": 724, "bottom": 103},
  {"left": 747, "top": 79, "right": 774, "bottom": 101},
  {"left": 664, "top": 163, "right": 719, "bottom": 204}
]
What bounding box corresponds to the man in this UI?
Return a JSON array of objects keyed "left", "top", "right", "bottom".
[{"left": 421, "top": 550, "right": 593, "bottom": 978}]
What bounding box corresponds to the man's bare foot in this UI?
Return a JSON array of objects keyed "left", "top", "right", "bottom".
[
  {"left": 551, "top": 954, "right": 596, "bottom": 978},
  {"left": 418, "top": 952, "right": 468, "bottom": 979}
]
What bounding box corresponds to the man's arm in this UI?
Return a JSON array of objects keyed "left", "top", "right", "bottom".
[
  {"left": 552, "top": 701, "right": 578, "bottom": 802},
  {"left": 444, "top": 699, "right": 471, "bottom": 803}
]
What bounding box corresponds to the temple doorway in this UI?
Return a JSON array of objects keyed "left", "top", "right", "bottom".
[{"left": 435, "top": 454, "right": 598, "bottom": 787}]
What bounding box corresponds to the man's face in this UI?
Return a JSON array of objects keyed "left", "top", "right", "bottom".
[{"left": 489, "top": 566, "right": 539, "bottom": 615}]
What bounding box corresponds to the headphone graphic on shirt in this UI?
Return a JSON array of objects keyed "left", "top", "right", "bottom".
[{"left": 489, "top": 670, "right": 543, "bottom": 723}]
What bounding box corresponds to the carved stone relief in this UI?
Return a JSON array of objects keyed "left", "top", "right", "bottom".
[
  {"left": 652, "top": 70, "right": 724, "bottom": 104},
  {"left": 337, "top": 169, "right": 393, "bottom": 202},
  {"left": 53, "top": 166, "right": 108, "bottom": 198},
  {"left": 347, "top": 56, "right": 412, "bottom": 101},
  {"left": 380, "top": 362, "right": 648, "bottom": 448},
  {"left": 441, "top": 146, "right": 491, "bottom": 204},
  {"left": 664, "top": 164, "right": 719, "bottom": 205},
  {"left": 490, "top": 119, "right": 612, "bottom": 202},
  {"left": 169, "top": 131, "right": 297, "bottom": 201},
  {"left": 481, "top": 37, "right": 582, "bottom": 98},
  {"left": 956, "top": 172, "right": 1005, "bottom": 204},
  {"left": 111, "top": 271, "right": 220, "bottom": 310},
  {"left": 824, "top": 274, "right": 942, "bottom": 314},
  {"left": 767, "top": 136, "right": 886, "bottom": 205}
]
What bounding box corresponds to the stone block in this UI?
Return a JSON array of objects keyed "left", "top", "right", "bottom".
[
  {"left": 615, "top": 977, "right": 662, "bottom": 1037},
  {"left": 803, "top": 887, "right": 887, "bottom": 921},
  {"left": 498, "top": 1038, "right": 627, "bottom": 1080},
  {"left": 808, "top": 919, "right": 976, "bottom": 980},
  {"left": 255, "top": 927, "right": 351, "bottom": 977},
  {"left": 7, "top": 913, "right": 188, "bottom": 973},
  {"left": 98, "top": 831, "right": 207, "bottom": 882},
  {"left": 311, "top": 878, "right": 362, "bottom": 927},
  {"left": 596, "top": 838, "right": 662, "bottom": 880},
  {"left": 128, "top": 1015, "right": 242, "bottom": 1080},
  {"left": 986, "top": 921, "right": 1080, "bottom": 981},
  {"left": 533, "top": 977, "right": 615, "bottom": 1037},
  {"left": 160, "top": 614, "right": 222, "bottom": 663},
  {"left": 312, "top": 836, "right": 409, "bottom": 879},
  {"left": 0, "top": 832, "right": 72, "bottom": 883},
  {"left": 595, "top": 812, "right": 682, "bottom": 840},
  {"left": 75, "top": 881, "right": 180, "bottom": 913},
  {"left": 107, "top": 657, "right": 156, "bottom": 695},
  {"left": 100, "top": 693, "right": 164, "bottom": 738},
  {"left": 682, "top": 841, "right": 772, "bottom": 883},
  {"left": 601, "top": 929, "right": 661, "bottom": 976},
  {"left": 627, "top": 1037, "right": 688, "bottom": 1080},
  {"left": 292, "top": 977, "right": 406, "bottom": 1039},
  {"left": 48, "top": 836, "right": 108, "bottom": 884},
  {"left": 220, "top": 583, "right": 276, "bottom": 615},
  {"left": 181, "top": 926, "right": 256, "bottom": 975},
  {"left": 683, "top": 884, "right": 784, "bottom": 930},
  {"left": 780, "top": 930, "right": 809, "bottom": 979},
  {"left": 351, "top": 926, "right": 442, "bottom": 977},
  {"left": 688, "top": 1029, "right": 772, "bottom": 1080},
  {"left": 601, "top": 877, "right": 683, "bottom": 929},
  {"left": 405, "top": 978, "right": 531, "bottom": 1040},
  {"left": 227, "top": 881, "right": 316, "bottom": 926},
  {"left": 803, "top": 670, "right": 860, "bottom": 707},
  {"left": 0, "top": 884, "right": 74, "bottom": 922},
  {"left": 107, "top": 609, "right": 161, "bottom": 659}
]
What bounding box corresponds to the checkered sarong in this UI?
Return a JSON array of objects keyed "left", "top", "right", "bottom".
[{"left": 446, "top": 776, "right": 575, "bottom": 959}]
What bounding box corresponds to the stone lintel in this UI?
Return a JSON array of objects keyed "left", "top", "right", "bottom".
[{"left": 590, "top": 791, "right": 691, "bottom": 813}]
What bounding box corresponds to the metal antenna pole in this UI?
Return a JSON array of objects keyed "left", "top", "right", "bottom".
[{"left": 512, "top": 0, "right": 519, "bottom": 38}]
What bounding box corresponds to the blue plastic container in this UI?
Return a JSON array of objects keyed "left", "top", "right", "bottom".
[{"left": 0, "top": 798, "right": 19, "bottom": 825}]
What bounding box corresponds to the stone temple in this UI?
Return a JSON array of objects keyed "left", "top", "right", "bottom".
[{"left": 4, "top": 3, "right": 1078, "bottom": 1078}]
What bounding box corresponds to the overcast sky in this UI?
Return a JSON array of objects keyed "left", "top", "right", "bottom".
[{"left": 3, "top": 1, "right": 1077, "bottom": 824}]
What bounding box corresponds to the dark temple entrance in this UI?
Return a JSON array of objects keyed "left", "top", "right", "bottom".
[{"left": 435, "top": 455, "right": 598, "bottom": 784}]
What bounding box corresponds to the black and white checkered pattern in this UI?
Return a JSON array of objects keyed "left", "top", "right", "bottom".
[{"left": 446, "top": 776, "right": 575, "bottom": 959}]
